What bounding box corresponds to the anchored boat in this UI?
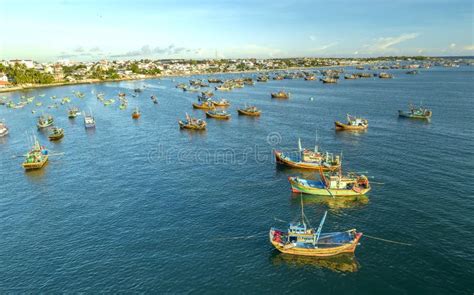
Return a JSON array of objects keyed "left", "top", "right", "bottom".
[
  {"left": 274, "top": 139, "right": 341, "bottom": 170},
  {"left": 271, "top": 91, "right": 290, "bottom": 99},
  {"left": 269, "top": 199, "right": 363, "bottom": 257},
  {"left": 179, "top": 113, "right": 207, "bottom": 130},
  {"left": 288, "top": 168, "right": 371, "bottom": 196},
  {"left": 132, "top": 107, "right": 141, "bottom": 119},
  {"left": 0, "top": 120, "right": 9, "bottom": 137},
  {"left": 84, "top": 111, "right": 96, "bottom": 129},
  {"left": 211, "top": 98, "right": 230, "bottom": 107},
  {"left": 68, "top": 107, "right": 81, "bottom": 118},
  {"left": 48, "top": 127, "right": 64, "bottom": 141},
  {"left": 237, "top": 105, "right": 261, "bottom": 116},
  {"left": 37, "top": 115, "right": 54, "bottom": 129},
  {"left": 193, "top": 101, "right": 215, "bottom": 110},
  {"left": 335, "top": 114, "right": 368, "bottom": 131},
  {"left": 398, "top": 104, "right": 432, "bottom": 120},
  {"left": 22, "top": 137, "right": 48, "bottom": 170},
  {"left": 206, "top": 110, "right": 231, "bottom": 120}
]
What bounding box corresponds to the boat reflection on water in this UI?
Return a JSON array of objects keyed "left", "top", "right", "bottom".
[
  {"left": 291, "top": 193, "right": 369, "bottom": 210},
  {"left": 270, "top": 252, "right": 360, "bottom": 273},
  {"left": 24, "top": 161, "right": 48, "bottom": 182}
]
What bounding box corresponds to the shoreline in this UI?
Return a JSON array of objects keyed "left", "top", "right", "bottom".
[{"left": 0, "top": 64, "right": 348, "bottom": 94}]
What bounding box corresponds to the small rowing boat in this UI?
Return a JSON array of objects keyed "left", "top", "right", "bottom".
[
  {"left": 84, "top": 111, "right": 96, "bottom": 129},
  {"left": 151, "top": 95, "right": 158, "bottom": 104},
  {"left": 206, "top": 110, "right": 231, "bottom": 120},
  {"left": 335, "top": 114, "right": 368, "bottom": 131},
  {"left": 132, "top": 107, "right": 141, "bottom": 119},
  {"left": 0, "top": 120, "right": 9, "bottom": 137}
]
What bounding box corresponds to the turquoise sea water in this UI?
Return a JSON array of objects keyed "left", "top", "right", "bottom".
[{"left": 0, "top": 66, "right": 473, "bottom": 293}]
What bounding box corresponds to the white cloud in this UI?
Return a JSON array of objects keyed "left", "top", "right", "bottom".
[
  {"left": 309, "top": 35, "right": 316, "bottom": 41},
  {"left": 450, "top": 43, "right": 456, "bottom": 48},
  {"left": 353, "top": 51, "right": 359, "bottom": 55},
  {"left": 312, "top": 42, "right": 338, "bottom": 51},
  {"left": 368, "top": 33, "right": 419, "bottom": 52}
]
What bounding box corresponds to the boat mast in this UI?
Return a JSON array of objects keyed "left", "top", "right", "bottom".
[
  {"left": 313, "top": 211, "right": 328, "bottom": 247},
  {"left": 300, "top": 194, "right": 306, "bottom": 229}
]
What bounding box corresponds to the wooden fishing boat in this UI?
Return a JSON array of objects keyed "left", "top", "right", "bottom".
[
  {"left": 335, "top": 114, "right": 368, "bottom": 131},
  {"left": 68, "top": 107, "right": 80, "bottom": 118},
  {"left": 22, "top": 138, "right": 48, "bottom": 170},
  {"left": 0, "top": 120, "right": 9, "bottom": 137},
  {"left": 150, "top": 95, "right": 158, "bottom": 104},
  {"left": 273, "top": 75, "right": 284, "bottom": 80},
  {"left": 37, "top": 115, "right": 54, "bottom": 129},
  {"left": 211, "top": 99, "right": 230, "bottom": 107},
  {"left": 178, "top": 113, "right": 206, "bottom": 130},
  {"left": 344, "top": 74, "right": 357, "bottom": 80},
  {"left": 206, "top": 110, "right": 231, "bottom": 120},
  {"left": 215, "top": 85, "right": 231, "bottom": 91},
  {"left": 257, "top": 76, "right": 269, "bottom": 82},
  {"left": 406, "top": 70, "right": 419, "bottom": 75},
  {"left": 193, "top": 101, "right": 215, "bottom": 110},
  {"left": 398, "top": 104, "right": 432, "bottom": 120},
  {"left": 132, "top": 107, "right": 141, "bottom": 119},
  {"left": 321, "top": 77, "right": 338, "bottom": 84},
  {"left": 271, "top": 91, "right": 290, "bottom": 99},
  {"left": 208, "top": 78, "right": 223, "bottom": 83},
  {"left": 48, "top": 127, "right": 64, "bottom": 141},
  {"left": 379, "top": 72, "right": 393, "bottom": 79},
  {"left": 274, "top": 139, "right": 341, "bottom": 170},
  {"left": 304, "top": 75, "right": 316, "bottom": 81},
  {"left": 237, "top": 106, "right": 261, "bottom": 116},
  {"left": 270, "top": 200, "right": 363, "bottom": 257},
  {"left": 288, "top": 168, "right": 371, "bottom": 196}
]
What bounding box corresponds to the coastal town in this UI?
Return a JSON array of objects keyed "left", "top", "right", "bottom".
[{"left": 1, "top": 56, "right": 469, "bottom": 92}]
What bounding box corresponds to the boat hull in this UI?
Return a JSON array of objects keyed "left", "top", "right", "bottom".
[
  {"left": 206, "top": 112, "right": 230, "bottom": 120},
  {"left": 269, "top": 229, "right": 362, "bottom": 257},
  {"left": 288, "top": 177, "right": 371, "bottom": 196},
  {"left": 22, "top": 156, "right": 48, "bottom": 170},
  {"left": 193, "top": 103, "right": 215, "bottom": 110},
  {"left": 335, "top": 121, "right": 368, "bottom": 131},
  {"left": 398, "top": 110, "right": 432, "bottom": 119},
  {"left": 274, "top": 151, "right": 339, "bottom": 171},
  {"left": 132, "top": 113, "right": 141, "bottom": 119},
  {"left": 237, "top": 109, "right": 261, "bottom": 116},
  {"left": 49, "top": 134, "right": 64, "bottom": 141},
  {"left": 178, "top": 121, "right": 206, "bottom": 130}
]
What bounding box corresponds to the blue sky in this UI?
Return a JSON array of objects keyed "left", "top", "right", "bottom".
[{"left": 0, "top": 0, "right": 473, "bottom": 61}]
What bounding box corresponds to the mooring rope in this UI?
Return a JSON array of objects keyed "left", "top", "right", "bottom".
[{"left": 364, "top": 234, "right": 412, "bottom": 246}]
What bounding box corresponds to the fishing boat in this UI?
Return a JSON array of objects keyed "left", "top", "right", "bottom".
[
  {"left": 211, "top": 98, "right": 230, "bottom": 107},
  {"left": 215, "top": 85, "right": 231, "bottom": 91},
  {"left": 321, "top": 77, "right": 338, "bottom": 84},
  {"left": 37, "top": 115, "right": 54, "bottom": 129},
  {"left": 134, "top": 88, "right": 142, "bottom": 93},
  {"left": 304, "top": 75, "right": 316, "bottom": 81},
  {"left": 269, "top": 200, "right": 363, "bottom": 257},
  {"left": 74, "top": 91, "right": 85, "bottom": 98},
  {"left": 288, "top": 169, "right": 371, "bottom": 196},
  {"left": 274, "top": 139, "right": 341, "bottom": 170},
  {"left": 271, "top": 91, "right": 290, "bottom": 99},
  {"left": 48, "top": 127, "right": 64, "bottom": 141},
  {"left": 273, "top": 75, "right": 284, "bottom": 80},
  {"left": 208, "top": 78, "right": 223, "bottom": 83},
  {"left": 199, "top": 91, "right": 214, "bottom": 99},
  {"left": 257, "top": 76, "right": 269, "bottom": 82},
  {"left": 132, "top": 107, "right": 141, "bottom": 119},
  {"left": 206, "top": 110, "right": 231, "bottom": 120},
  {"left": 68, "top": 107, "right": 81, "bottom": 118},
  {"left": 178, "top": 113, "right": 207, "bottom": 130},
  {"left": 0, "top": 120, "right": 9, "bottom": 137},
  {"left": 398, "top": 104, "right": 432, "bottom": 120},
  {"left": 406, "top": 70, "right": 419, "bottom": 75},
  {"left": 355, "top": 65, "right": 365, "bottom": 70},
  {"left": 193, "top": 101, "right": 215, "bottom": 110},
  {"left": 237, "top": 105, "right": 261, "bottom": 116},
  {"left": 151, "top": 95, "right": 158, "bottom": 104},
  {"left": 84, "top": 111, "right": 96, "bottom": 129},
  {"left": 335, "top": 114, "right": 368, "bottom": 131},
  {"left": 344, "top": 74, "right": 357, "bottom": 80},
  {"left": 379, "top": 72, "right": 393, "bottom": 79},
  {"left": 22, "top": 137, "right": 48, "bottom": 170}
]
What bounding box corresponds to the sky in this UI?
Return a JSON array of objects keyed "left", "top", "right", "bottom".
[{"left": 0, "top": 0, "right": 473, "bottom": 61}]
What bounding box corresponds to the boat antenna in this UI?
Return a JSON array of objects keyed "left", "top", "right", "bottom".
[
  {"left": 314, "top": 130, "right": 319, "bottom": 153},
  {"left": 298, "top": 137, "right": 302, "bottom": 153},
  {"left": 300, "top": 193, "right": 306, "bottom": 228},
  {"left": 313, "top": 210, "right": 328, "bottom": 247}
]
